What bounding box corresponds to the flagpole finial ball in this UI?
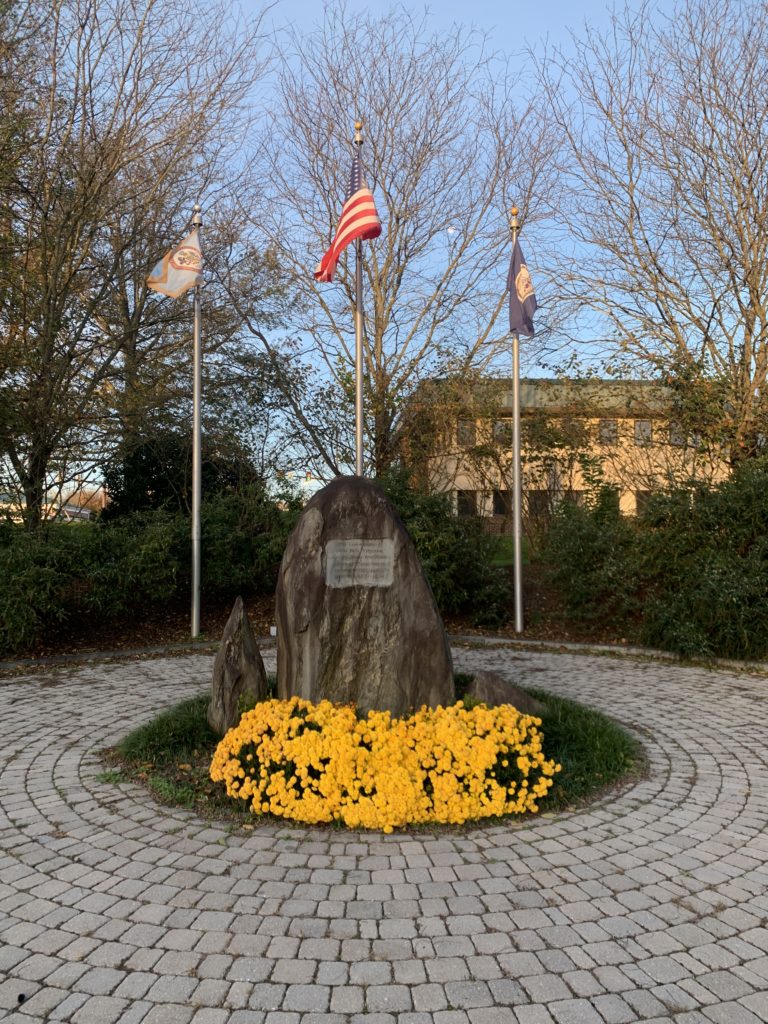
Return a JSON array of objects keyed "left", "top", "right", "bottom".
[
  {"left": 355, "top": 120, "right": 363, "bottom": 131},
  {"left": 510, "top": 206, "right": 519, "bottom": 216}
]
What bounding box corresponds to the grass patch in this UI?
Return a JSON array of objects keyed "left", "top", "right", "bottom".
[
  {"left": 147, "top": 775, "right": 199, "bottom": 807},
  {"left": 117, "top": 695, "right": 217, "bottom": 762},
  {"left": 488, "top": 534, "right": 527, "bottom": 567},
  {"left": 530, "top": 687, "right": 643, "bottom": 810},
  {"left": 104, "top": 695, "right": 252, "bottom": 820},
  {"left": 107, "top": 680, "right": 643, "bottom": 826}
]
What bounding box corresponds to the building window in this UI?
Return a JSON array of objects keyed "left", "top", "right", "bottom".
[
  {"left": 669, "top": 421, "right": 685, "bottom": 446},
  {"left": 557, "top": 416, "right": 576, "bottom": 442},
  {"left": 526, "top": 489, "right": 552, "bottom": 519},
  {"left": 457, "top": 419, "right": 476, "bottom": 447},
  {"left": 634, "top": 419, "right": 653, "bottom": 446},
  {"left": 493, "top": 419, "right": 513, "bottom": 445},
  {"left": 635, "top": 490, "right": 652, "bottom": 515},
  {"left": 563, "top": 489, "right": 583, "bottom": 507},
  {"left": 493, "top": 489, "right": 512, "bottom": 515},
  {"left": 456, "top": 489, "right": 478, "bottom": 516},
  {"left": 598, "top": 418, "right": 618, "bottom": 445}
]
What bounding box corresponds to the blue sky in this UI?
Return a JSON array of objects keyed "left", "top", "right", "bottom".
[
  {"left": 259, "top": 0, "right": 625, "bottom": 52},
  {"left": 244, "top": 0, "right": 677, "bottom": 370}
]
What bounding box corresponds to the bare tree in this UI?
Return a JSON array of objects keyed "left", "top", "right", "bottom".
[
  {"left": 0, "top": 0, "right": 270, "bottom": 526},
  {"left": 539, "top": 0, "right": 768, "bottom": 463},
  {"left": 248, "top": 4, "right": 560, "bottom": 478}
]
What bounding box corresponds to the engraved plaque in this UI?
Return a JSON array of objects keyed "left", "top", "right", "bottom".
[{"left": 325, "top": 538, "right": 395, "bottom": 588}]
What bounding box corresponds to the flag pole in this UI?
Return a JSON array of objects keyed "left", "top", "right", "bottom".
[
  {"left": 510, "top": 207, "right": 524, "bottom": 634},
  {"left": 191, "top": 202, "right": 203, "bottom": 639},
  {"left": 353, "top": 119, "right": 365, "bottom": 477}
]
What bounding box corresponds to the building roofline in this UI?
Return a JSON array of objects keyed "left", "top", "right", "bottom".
[{"left": 416, "top": 376, "right": 675, "bottom": 417}]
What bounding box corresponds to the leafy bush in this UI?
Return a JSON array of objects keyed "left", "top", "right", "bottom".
[
  {"left": 0, "top": 467, "right": 509, "bottom": 653},
  {"left": 199, "top": 487, "right": 300, "bottom": 598},
  {"left": 635, "top": 462, "right": 768, "bottom": 658},
  {"left": 0, "top": 538, "right": 71, "bottom": 651},
  {"left": 541, "top": 460, "right": 768, "bottom": 659},
  {"left": 378, "top": 468, "right": 511, "bottom": 627},
  {"left": 0, "top": 513, "right": 185, "bottom": 653},
  {"left": 81, "top": 511, "right": 185, "bottom": 617},
  {"left": 541, "top": 485, "right": 637, "bottom": 626},
  {"left": 0, "top": 487, "right": 298, "bottom": 655}
]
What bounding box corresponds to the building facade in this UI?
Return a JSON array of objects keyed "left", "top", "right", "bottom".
[{"left": 410, "top": 378, "right": 729, "bottom": 532}]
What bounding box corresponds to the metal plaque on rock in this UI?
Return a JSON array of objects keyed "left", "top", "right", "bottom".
[{"left": 325, "top": 538, "right": 395, "bottom": 588}]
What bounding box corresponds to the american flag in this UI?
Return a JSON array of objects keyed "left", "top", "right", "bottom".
[{"left": 315, "top": 154, "right": 381, "bottom": 282}]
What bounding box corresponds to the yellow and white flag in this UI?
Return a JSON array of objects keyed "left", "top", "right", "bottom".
[{"left": 147, "top": 228, "right": 203, "bottom": 298}]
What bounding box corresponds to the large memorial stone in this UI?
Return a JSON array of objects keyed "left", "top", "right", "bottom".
[
  {"left": 275, "top": 476, "right": 454, "bottom": 717},
  {"left": 208, "top": 596, "right": 268, "bottom": 736}
]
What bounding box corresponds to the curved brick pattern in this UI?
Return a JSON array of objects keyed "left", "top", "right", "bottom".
[{"left": 1, "top": 647, "right": 767, "bottom": 1024}]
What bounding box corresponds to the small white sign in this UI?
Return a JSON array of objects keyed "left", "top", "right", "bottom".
[{"left": 325, "top": 538, "right": 395, "bottom": 588}]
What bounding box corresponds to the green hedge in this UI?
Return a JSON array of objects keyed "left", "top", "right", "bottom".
[
  {"left": 542, "top": 458, "right": 768, "bottom": 659},
  {"left": 540, "top": 486, "right": 637, "bottom": 627},
  {"left": 378, "top": 468, "right": 511, "bottom": 628},
  {"left": 0, "top": 474, "right": 510, "bottom": 655},
  {"left": 0, "top": 489, "right": 299, "bottom": 655}
]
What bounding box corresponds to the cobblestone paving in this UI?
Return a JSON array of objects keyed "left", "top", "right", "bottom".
[{"left": 1, "top": 644, "right": 767, "bottom": 1024}]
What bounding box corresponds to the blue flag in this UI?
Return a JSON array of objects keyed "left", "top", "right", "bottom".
[{"left": 507, "top": 239, "right": 537, "bottom": 337}]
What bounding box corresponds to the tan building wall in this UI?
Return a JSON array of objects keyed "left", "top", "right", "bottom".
[{"left": 419, "top": 379, "right": 729, "bottom": 526}]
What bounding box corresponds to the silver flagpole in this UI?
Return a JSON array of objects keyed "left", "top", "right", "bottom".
[
  {"left": 191, "top": 202, "right": 203, "bottom": 638},
  {"left": 353, "top": 120, "right": 364, "bottom": 477},
  {"left": 510, "top": 207, "right": 524, "bottom": 634}
]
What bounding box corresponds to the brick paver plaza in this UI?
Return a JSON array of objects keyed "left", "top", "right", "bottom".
[{"left": 1, "top": 643, "right": 767, "bottom": 1023}]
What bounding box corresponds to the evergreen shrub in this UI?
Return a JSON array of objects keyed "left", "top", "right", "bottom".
[
  {"left": 542, "top": 459, "right": 768, "bottom": 659},
  {"left": 0, "top": 487, "right": 298, "bottom": 655},
  {"left": 199, "top": 488, "right": 300, "bottom": 598},
  {"left": 378, "top": 468, "right": 511, "bottom": 628},
  {"left": 636, "top": 462, "right": 768, "bottom": 658},
  {"left": 542, "top": 485, "right": 637, "bottom": 626}
]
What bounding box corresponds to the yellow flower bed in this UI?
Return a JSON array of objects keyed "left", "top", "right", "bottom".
[{"left": 210, "top": 697, "right": 560, "bottom": 833}]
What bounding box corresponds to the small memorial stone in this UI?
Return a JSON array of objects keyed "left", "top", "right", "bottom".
[
  {"left": 275, "top": 476, "right": 455, "bottom": 717},
  {"left": 464, "top": 670, "right": 544, "bottom": 717},
  {"left": 208, "top": 596, "right": 268, "bottom": 736}
]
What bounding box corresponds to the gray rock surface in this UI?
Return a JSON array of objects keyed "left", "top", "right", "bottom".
[
  {"left": 464, "top": 669, "right": 545, "bottom": 716},
  {"left": 208, "top": 596, "right": 268, "bottom": 735},
  {"left": 275, "top": 476, "right": 454, "bottom": 716}
]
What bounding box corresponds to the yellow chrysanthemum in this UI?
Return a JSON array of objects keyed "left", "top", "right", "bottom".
[{"left": 209, "top": 696, "right": 560, "bottom": 831}]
